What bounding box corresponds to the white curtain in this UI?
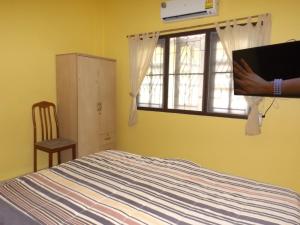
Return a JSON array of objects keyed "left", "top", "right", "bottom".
[
  {"left": 216, "top": 14, "right": 272, "bottom": 135},
  {"left": 128, "top": 32, "right": 159, "bottom": 126}
]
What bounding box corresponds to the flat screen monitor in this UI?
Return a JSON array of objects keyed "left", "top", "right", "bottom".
[{"left": 232, "top": 41, "right": 300, "bottom": 97}]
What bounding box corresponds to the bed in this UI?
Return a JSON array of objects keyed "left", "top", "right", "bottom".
[{"left": 1, "top": 150, "right": 299, "bottom": 225}]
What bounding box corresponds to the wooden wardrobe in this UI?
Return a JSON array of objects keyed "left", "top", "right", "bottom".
[{"left": 56, "top": 53, "right": 116, "bottom": 161}]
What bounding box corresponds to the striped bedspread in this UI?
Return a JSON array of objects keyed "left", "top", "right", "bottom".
[{"left": 0, "top": 150, "right": 299, "bottom": 225}]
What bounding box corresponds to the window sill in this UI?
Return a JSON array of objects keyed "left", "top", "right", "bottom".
[{"left": 137, "top": 107, "right": 248, "bottom": 120}]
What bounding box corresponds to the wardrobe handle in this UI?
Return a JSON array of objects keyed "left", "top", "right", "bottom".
[
  {"left": 97, "top": 102, "right": 102, "bottom": 114},
  {"left": 104, "top": 133, "right": 111, "bottom": 141}
]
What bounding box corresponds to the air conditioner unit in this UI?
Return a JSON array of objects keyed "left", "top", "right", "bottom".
[{"left": 161, "top": 0, "right": 219, "bottom": 22}]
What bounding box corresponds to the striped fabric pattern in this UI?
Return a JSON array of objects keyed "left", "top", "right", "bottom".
[{"left": 1, "top": 150, "right": 300, "bottom": 225}]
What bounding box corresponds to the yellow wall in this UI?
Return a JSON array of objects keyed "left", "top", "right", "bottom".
[
  {"left": 0, "top": 0, "right": 104, "bottom": 179},
  {"left": 102, "top": 0, "right": 300, "bottom": 192}
]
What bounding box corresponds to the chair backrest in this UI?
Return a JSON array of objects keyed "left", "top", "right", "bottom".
[{"left": 32, "top": 101, "right": 59, "bottom": 143}]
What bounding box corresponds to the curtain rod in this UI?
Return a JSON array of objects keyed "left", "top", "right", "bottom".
[{"left": 126, "top": 13, "right": 269, "bottom": 38}]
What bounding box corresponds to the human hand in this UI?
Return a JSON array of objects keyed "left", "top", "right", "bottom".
[{"left": 233, "top": 59, "right": 272, "bottom": 95}]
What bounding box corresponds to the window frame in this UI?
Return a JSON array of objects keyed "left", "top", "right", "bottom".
[{"left": 137, "top": 28, "right": 247, "bottom": 120}]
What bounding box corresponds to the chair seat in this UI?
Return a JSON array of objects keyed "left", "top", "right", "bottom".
[{"left": 35, "top": 138, "right": 76, "bottom": 151}]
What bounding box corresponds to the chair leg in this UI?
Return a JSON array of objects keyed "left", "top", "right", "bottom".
[
  {"left": 49, "top": 152, "right": 53, "bottom": 168},
  {"left": 34, "top": 148, "right": 37, "bottom": 172},
  {"left": 72, "top": 145, "right": 76, "bottom": 160},
  {"left": 58, "top": 151, "right": 61, "bottom": 165}
]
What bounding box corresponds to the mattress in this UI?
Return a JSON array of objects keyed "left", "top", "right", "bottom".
[{"left": 0, "top": 150, "right": 299, "bottom": 225}]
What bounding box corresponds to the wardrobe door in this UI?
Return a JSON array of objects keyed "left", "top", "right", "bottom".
[
  {"left": 77, "top": 56, "right": 101, "bottom": 157},
  {"left": 98, "top": 59, "right": 116, "bottom": 149}
]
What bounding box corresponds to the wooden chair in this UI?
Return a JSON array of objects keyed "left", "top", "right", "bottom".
[{"left": 32, "top": 101, "right": 76, "bottom": 172}]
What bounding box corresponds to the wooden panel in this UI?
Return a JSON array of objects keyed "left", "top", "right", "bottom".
[
  {"left": 100, "top": 142, "right": 115, "bottom": 150},
  {"left": 56, "top": 54, "right": 78, "bottom": 162},
  {"left": 98, "top": 60, "right": 116, "bottom": 134},
  {"left": 77, "top": 56, "right": 101, "bottom": 157},
  {"left": 99, "top": 132, "right": 115, "bottom": 150},
  {"left": 57, "top": 53, "right": 116, "bottom": 62}
]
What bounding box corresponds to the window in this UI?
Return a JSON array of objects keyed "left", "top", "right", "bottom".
[{"left": 138, "top": 29, "right": 248, "bottom": 118}]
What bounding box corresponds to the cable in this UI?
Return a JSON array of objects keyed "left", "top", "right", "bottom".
[{"left": 262, "top": 98, "right": 276, "bottom": 118}]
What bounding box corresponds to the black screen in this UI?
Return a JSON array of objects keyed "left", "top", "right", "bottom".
[{"left": 232, "top": 41, "right": 300, "bottom": 97}]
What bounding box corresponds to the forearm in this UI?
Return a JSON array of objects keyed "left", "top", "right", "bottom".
[
  {"left": 239, "top": 78, "right": 300, "bottom": 96},
  {"left": 281, "top": 78, "right": 300, "bottom": 95}
]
